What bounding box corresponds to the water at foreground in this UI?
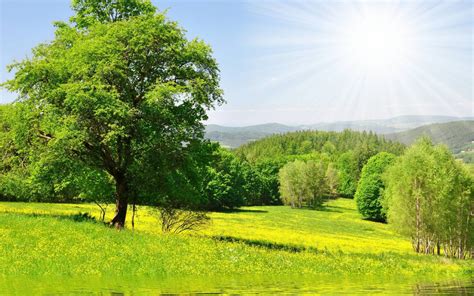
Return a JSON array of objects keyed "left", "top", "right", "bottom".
[{"left": 1, "top": 275, "right": 472, "bottom": 295}]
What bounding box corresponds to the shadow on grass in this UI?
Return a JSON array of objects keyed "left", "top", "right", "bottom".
[
  {"left": 210, "top": 236, "right": 430, "bottom": 260},
  {"left": 216, "top": 208, "right": 268, "bottom": 214},
  {"left": 314, "top": 206, "right": 343, "bottom": 213},
  {"left": 4, "top": 211, "right": 100, "bottom": 224},
  {"left": 291, "top": 206, "right": 342, "bottom": 213},
  {"left": 361, "top": 217, "right": 387, "bottom": 224},
  {"left": 326, "top": 205, "right": 354, "bottom": 212},
  {"left": 211, "top": 235, "right": 318, "bottom": 254}
]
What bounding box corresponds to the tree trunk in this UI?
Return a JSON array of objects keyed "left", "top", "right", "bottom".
[
  {"left": 110, "top": 174, "right": 129, "bottom": 229},
  {"left": 131, "top": 202, "right": 136, "bottom": 230},
  {"left": 414, "top": 179, "right": 421, "bottom": 253}
]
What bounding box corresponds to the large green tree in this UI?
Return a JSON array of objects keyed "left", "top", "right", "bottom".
[
  {"left": 2, "top": 0, "right": 223, "bottom": 228},
  {"left": 355, "top": 152, "right": 396, "bottom": 222},
  {"left": 204, "top": 148, "right": 246, "bottom": 210},
  {"left": 336, "top": 151, "right": 359, "bottom": 197}
]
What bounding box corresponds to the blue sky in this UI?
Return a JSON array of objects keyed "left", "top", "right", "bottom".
[{"left": 1, "top": 0, "right": 473, "bottom": 125}]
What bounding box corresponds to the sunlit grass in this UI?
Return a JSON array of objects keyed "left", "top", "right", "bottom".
[
  {"left": 0, "top": 199, "right": 471, "bottom": 277},
  {"left": 0, "top": 199, "right": 411, "bottom": 253},
  {"left": 204, "top": 199, "right": 412, "bottom": 254}
]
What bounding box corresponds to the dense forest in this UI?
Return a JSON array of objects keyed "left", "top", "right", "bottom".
[{"left": 235, "top": 130, "right": 405, "bottom": 162}]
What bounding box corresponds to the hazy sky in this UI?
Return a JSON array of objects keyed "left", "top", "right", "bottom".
[{"left": 1, "top": 0, "right": 473, "bottom": 125}]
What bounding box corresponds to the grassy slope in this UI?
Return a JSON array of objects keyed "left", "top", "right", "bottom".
[
  {"left": 0, "top": 199, "right": 472, "bottom": 278},
  {"left": 206, "top": 200, "right": 410, "bottom": 254}
]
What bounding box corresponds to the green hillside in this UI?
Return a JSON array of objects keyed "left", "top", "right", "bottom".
[
  {"left": 384, "top": 121, "right": 474, "bottom": 162},
  {"left": 205, "top": 116, "right": 473, "bottom": 148},
  {"left": 235, "top": 129, "right": 404, "bottom": 163}
]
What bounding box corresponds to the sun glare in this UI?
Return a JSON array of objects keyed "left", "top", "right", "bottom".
[
  {"left": 339, "top": 11, "right": 417, "bottom": 72},
  {"left": 247, "top": 1, "right": 472, "bottom": 121}
]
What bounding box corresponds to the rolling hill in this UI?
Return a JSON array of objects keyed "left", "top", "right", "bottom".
[
  {"left": 206, "top": 115, "right": 473, "bottom": 148},
  {"left": 384, "top": 121, "right": 474, "bottom": 153}
]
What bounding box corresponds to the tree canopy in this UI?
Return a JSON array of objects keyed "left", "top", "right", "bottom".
[
  {"left": 355, "top": 152, "right": 396, "bottom": 222},
  {"left": 383, "top": 138, "right": 473, "bottom": 258},
  {"left": 235, "top": 129, "right": 405, "bottom": 201},
  {"left": 279, "top": 158, "right": 329, "bottom": 209},
  {"left": 2, "top": 0, "right": 223, "bottom": 227},
  {"left": 70, "top": 0, "right": 156, "bottom": 28},
  {"left": 235, "top": 130, "right": 404, "bottom": 163}
]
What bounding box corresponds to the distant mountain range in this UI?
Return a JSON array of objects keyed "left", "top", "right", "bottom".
[
  {"left": 205, "top": 123, "right": 299, "bottom": 148},
  {"left": 206, "top": 115, "right": 474, "bottom": 148}
]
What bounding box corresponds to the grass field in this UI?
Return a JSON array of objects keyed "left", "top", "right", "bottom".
[{"left": 0, "top": 198, "right": 472, "bottom": 280}]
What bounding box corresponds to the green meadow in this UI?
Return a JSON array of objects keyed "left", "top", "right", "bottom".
[{"left": 0, "top": 199, "right": 471, "bottom": 279}]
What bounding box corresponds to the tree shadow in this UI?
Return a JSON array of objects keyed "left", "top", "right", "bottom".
[
  {"left": 361, "top": 217, "right": 387, "bottom": 224},
  {"left": 5, "top": 211, "right": 100, "bottom": 224},
  {"left": 216, "top": 208, "right": 268, "bottom": 214},
  {"left": 293, "top": 206, "right": 342, "bottom": 213},
  {"left": 211, "top": 235, "right": 318, "bottom": 253},
  {"left": 327, "top": 205, "right": 355, "bottom": 212},
  {"left": 314, "top": 206, "right": 343, "bottom": 213}
]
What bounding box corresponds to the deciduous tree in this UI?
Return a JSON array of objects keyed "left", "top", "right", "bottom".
[
  {"left": 279, "top": 159, "right": 328, "bottom": 209},
  {"left": 384, "top": 138, "right": 473, "bottom": 258},
  {"left": 355, "top": 152, "right": 396, "bottom": 222},
  {"left": 3, "top": 0, "right": 223, "bottom": 228}
]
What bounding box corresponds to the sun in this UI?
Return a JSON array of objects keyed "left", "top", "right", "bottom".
[
  {"left": 340, "top": 11, "right": 417, "bottom": 72},
  {"left": 247, "top": 1, "right": 471, "bottom": 122}
]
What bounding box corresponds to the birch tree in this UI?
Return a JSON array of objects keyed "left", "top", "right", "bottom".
[{"left": 384, "top": 138, "right": 473, "bottom": 258}]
